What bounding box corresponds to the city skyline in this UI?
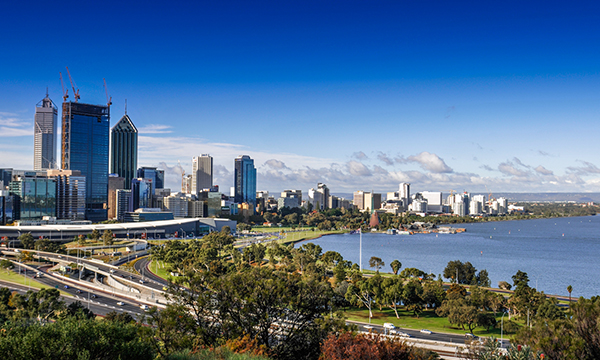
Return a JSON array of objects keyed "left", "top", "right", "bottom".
[{"left": 2, "top": 2, "right": 600, "bottom": 193}]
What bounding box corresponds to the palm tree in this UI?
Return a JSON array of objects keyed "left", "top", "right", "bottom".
[
  {"left": 390, "top": 259, "right": 402, "bottom": 275},
  {"left": 567, "top": 285, "right": 573, "bottom": 314}
]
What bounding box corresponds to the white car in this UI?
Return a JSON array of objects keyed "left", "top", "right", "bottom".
[
  {"left": 420, "top": 329, "right": 432, "bottom": 334},
  {"left": 383, "top": 322, "right": 395, "bottom": 330},
  {"left": 140, "top": 305, "right": 149, "bottom": 310},
  {"left": 117, "top": 301, "right": 124, "bottom": 306}
]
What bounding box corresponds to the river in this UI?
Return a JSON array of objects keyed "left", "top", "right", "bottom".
[{"left": 299, "top": 215, "right": 600, "bottom": 298}]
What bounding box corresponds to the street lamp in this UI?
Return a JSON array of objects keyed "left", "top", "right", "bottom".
[{"left": 501, "top": 311, "right": 507, "bottom": 348}]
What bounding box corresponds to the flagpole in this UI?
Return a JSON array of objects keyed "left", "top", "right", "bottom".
[{"left": 359, "top": 228, "right": 362, "bottom": 272}]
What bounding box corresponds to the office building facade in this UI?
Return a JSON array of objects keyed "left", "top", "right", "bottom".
[
  {"left": 130, "top": 178, "right": 153, "bottom": 212},
  {"left": 47, "top": 169, "right": 86, "bottom": 220},
  {"left": 234, "top": 155, "right": 256, "bottom": 207},
  {"left": 115, "top": 189, "right": 131, "bottom": 221},
  {"left": 192, "top": 155, "right": 213, "bottom": 194},
  {"left": 108, "top": 174, "right": 125, "bottom": 219},
  {"left": 61, "top": 102, "right": 110, "bottom": 222},
  {"left": 110, "top": 114, "right": 138, "bottom": 190},
  {"left": 9, "top": 172, "right": 56, "bottom": 220},
  {"left": 34, "top": 92, "right": 58, "bottom": 170}
]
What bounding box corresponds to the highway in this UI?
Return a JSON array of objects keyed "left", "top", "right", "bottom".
[
  {"left": 134, "top": 256, "right": 169, "bottom": 286},
  {"left": 0, "top": 274, "right": 147, "bottom": 318},
  {"left": 24, "top": 250, "right": 168, "bottom": 294}
]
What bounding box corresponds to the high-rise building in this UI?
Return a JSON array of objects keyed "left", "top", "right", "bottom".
[
  {"left": 353, "top": 191, "right": 365, "bottom": 210},
  {"left": 0, "top": 189, "right": 15, "bottom": 225},
  {"left": 399, "top": 183, "right": 410, "bottom": 210},
  {"left": 34, "top": 92, "right": 58, "bottom": 171},
  {"left": 234, "top": 155, "right": 256, "bottom": 207},
  {"left": 192, "top": 155, "right": 213, "bottom": 194},
  {"left": 47, "top": 169, "right": 86, "bottom": 220},
  {"left": 308, "top": 183, "right": 329, "bottom": 210},
  {"left": 110, "top": 114, "right": 137, "bottom": 190},
  {"left": 107, "top": 174, "right": 125, "bottom": 219},
  {"left": 9, "top": 171, "right": 56, "bottom": 220},
  {"left": 115, "top": 189, "right": 131, "bottom": 221},
  {"left": 61, "top": 102, "right": 110, "bottom": 222},
  {"left": 363, "top": 192, "right": 381, "bottom": 213},
  {"left": 137, "top": 167, "right": 164, "bottom": 190},
  {"left": 130, "top": 178, "right": 153, "bottom": 212}
]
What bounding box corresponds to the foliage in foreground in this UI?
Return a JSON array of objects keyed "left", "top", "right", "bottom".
[
  {"left": 320, "top": 331, "right": 440, "bottom": 360},
  {"left": 0, "top": 316, "right": 154, "bottom": 360}
]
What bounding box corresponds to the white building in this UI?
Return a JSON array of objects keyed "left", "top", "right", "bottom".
[
  {"left": 164, "top": 193, "right": 189, "bottom": 217},
  {"left": 421, "top": 191, "right": 443, "bottom": 213}
]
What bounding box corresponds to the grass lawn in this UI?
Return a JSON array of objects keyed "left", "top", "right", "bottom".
[
  {"left": 148, "top": 260, "right": 173, "bottom": 281},
  {"left": 278, "top": 229, "right": 345, "bottom": 245},
  {"left": 0, "top": 270, "right": 72, "bottom": 296},
  {"left": 344, "top": 307, "right": 521, "bottom": 339}
]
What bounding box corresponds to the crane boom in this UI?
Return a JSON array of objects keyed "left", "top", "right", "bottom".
[
  {"left": 59, "top": 72, "right": 69, "bottom": 102},
  {"left": 65, "top": 67, "right": 80, "bottom": 102},
  {"left": 103, "top": 78, "right": 112, "bottom": 108}
]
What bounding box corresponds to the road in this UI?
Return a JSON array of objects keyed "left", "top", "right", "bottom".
[
  {"left": 350, "top": 320, "right": 510, "bottom": 348},
  {"left": 26, "top": 250, "right": 168, "bottom": 294},
  {"left": 133, "top": 256, "right": 169, "bottom": 286},
  {"left": 0, "top": 274, "right": 147, "bottom": 318}
]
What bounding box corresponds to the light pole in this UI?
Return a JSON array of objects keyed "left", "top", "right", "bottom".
[
  {"left": 501, "top": 311, "right": 507, "bottom": 348},
  {"left": 179, "top": 228, "right": 186, "bottom": 239}
]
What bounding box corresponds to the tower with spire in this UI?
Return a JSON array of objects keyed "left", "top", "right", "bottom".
[
  {"left": 110, "top": 103, "right": 138, "bottom": 190},
  {"left": 34, "top": 89, "right": 58, "bottom": 170}
]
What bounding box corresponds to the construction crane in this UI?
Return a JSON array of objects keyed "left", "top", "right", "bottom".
[
  {"left": 485, "top": 185, "right": 494, "bottom": 202},
  {"left": 65, "top": 67, "right": 80, "bottom": 102},
  {"left": 103, "top": 78, "right": 112, "bottom": 108},
  {"left": 178, "top": 160, "right": 186, "bottom": 193},
  {"left": 59, "top": 72, "right": 69, "bottom": 102}
]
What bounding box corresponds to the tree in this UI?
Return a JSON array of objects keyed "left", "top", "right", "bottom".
[
  {"left": 104, "top": 310, "right": 136, "bottom": 324},
  {"left": 0, "top": 259, "right": 13, "bottom": 274},
  {"left": 90, "top": 229, "right": 101, "bottom": 241},
  {"left": 390, "top": 259, "right": 402, "bottom": 275},
  {"left": 382, "top": 276, "right": 404, "bottom": 318},
  {"left": 512, "top": 270, "right": 530, "bottom": 290},
  {"left": 18, "top": 233, "right": 35, "bottom": 250},
  {"left": 321, "top": 251, "right": 344, "bottom": 269},
  {"left": 443, "top": 260, "right": 477, "bottom": 285},
  {"left": 399, "top": 267, "right": 425, "bottom": 279},
  {"left": 498, "top": 281, "right": 512, "bottom": 290},
  {"left": 368, "top": 256, "right": 384, "bottom": 273},
  {"left": 567, "top": 284, "right": 573, "bottom": 313},
  {"left": 102, "top": 230, "right": 114, "bottom": 246},
  {"left": 60, "top": 300, "right": 95, "bottom": 320},
  {"left": 0, "top": 316, "right": 154, "bottom": 359},
  {"left": 320, "top": 331, "right": 438, "bottom": 360},
  {"left": 346, "top": 277, "right": 379, "bottom": 319},
  {"left": 403, "top": 280, "right": 424, "bottom": 317},
  {"left": 475, "top": 269, "right": 491, "bottom": 287}
]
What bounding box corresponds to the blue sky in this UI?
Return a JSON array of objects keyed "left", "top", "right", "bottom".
[{"left": 1, "top": 1, "right": 600, "bottom": 194}]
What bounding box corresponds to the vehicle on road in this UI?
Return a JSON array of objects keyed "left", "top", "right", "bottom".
[
  {"left": 383, "top": 323, "right": 395, "bottom": 330},
  {"left": 63, "top": 285, "right": 69, "bottom": 289},
  {"left": 76, "top": 290, "right": 81, "bottom": 294},
  {"left": 91, "top": 294, "right": 97, "bottom": 298},
  {"left": 117, "top": 301, "right": 124, "bottom": 306},
  {"left": 140, "top": 305, "right": 149, "bottom": 310},
  {"left": 139, "top": 280, "right": 145, "bottom": 284},
  {"left": 420, "top": 329, "right": 432, "bottom": 334},
  {"left": 465, "top": 333, "right": 477, "bottom": 339}
]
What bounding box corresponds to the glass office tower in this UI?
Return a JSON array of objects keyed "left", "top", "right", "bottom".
[
  {"left": 61, "top": 102, "right": 109, "bottom": 222},
  {"left": 234, "top": 155, "right": 257, "bottom": 207},
  {"left": 110, "top": 114, "right": 138, "bottom": 190}
]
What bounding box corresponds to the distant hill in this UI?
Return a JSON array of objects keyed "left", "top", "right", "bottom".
[{"left": 331, "top": 192, "right": 600, "bottom": 203}]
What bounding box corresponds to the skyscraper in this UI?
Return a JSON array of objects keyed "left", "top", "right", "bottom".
[
  {"left": 192, "top": 155, "right": 213, "bottom": 194},
  {"left": 130, "top": 178, "right": 153, "bottom": 212},
  {"left": 110, "top": 114, "right": 137, "bottom": 190},
  {"left": 34, "top": 91, "right": 57, "bottom": 170},
  {"left": 234, "top": 155, "right": 256, "bottom": 207},
  {"left": 47, "top": 169, "right": 86, "bottom": 220},
  {"left": 61, "top": 101, "right": 110, "bottom": 222}
]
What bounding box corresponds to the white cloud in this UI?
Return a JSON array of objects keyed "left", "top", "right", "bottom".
[
  {"left": 406, "top": 152, "right": 453, "bottom": 173},
  {"left": 0, "top": 112, "right": 32, "bottom": 137},
  {"left": 534, "top": 165, "right": 553, "bottom": 175},
  {"left": 263, "top": 159, "right": 289, "bottom": 170},
  {"left": 352, "top": 151, "right": 368, "bottom": 160},
  {"left": 346, "top": 161, "right": 372, "bottom": 176},
  {"left": 137, "top": 124, "right": 173, "bottom": 134}
]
